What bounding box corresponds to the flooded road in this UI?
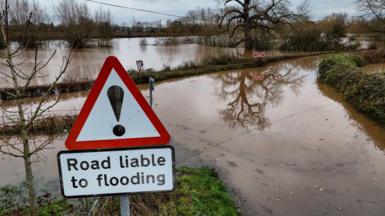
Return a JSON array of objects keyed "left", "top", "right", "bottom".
[
  {"left": 155, "top": 57, "right": 385, "bottom": 216},
  {"left": 1, "top": 56, "right": 385, "bottom": 215}
]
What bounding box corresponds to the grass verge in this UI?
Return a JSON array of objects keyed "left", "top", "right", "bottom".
[
  {"left": 0, "top": 167, "right": 239, "bottom": 216},
  {"left": 318, "top": 52, "right": 385, "bottom": 124}
]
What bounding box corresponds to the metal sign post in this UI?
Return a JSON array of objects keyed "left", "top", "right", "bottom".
[
  {"left": 149, "top": 77, "right": 155, "bottom": 107},
  {"left": 120, "top": 195, "right": 130, "bottom": 216}
]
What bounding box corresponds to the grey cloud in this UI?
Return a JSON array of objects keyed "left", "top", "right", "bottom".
[{"left": 38, "top": 0, "right": 358, "bottom": 24}]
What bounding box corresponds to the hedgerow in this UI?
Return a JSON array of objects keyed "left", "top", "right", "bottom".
[{"left": 318, "top": 53, "right": 385, "bottom": 124}]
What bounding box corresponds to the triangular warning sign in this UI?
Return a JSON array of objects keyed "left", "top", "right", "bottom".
[{"left": 65, "top": 56, "right": 170, "bottom": 150}]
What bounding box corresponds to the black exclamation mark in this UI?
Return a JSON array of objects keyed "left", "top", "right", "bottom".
[{"left": 107, "top": 86, "right": 126, "bottom": 137}]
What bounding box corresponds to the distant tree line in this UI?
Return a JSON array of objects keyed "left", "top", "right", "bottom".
[
  {"left": 4, "top": 0, "right": 385, "bottom": 51},
  {"left": 166, "top": 0, "right": 385, "bottom": 51},
  {"left": 7, "top": 0, "right": 113, "bottom": 48},
  {"left": 280, "top": 13, "right": 355, "bottom": 51}
]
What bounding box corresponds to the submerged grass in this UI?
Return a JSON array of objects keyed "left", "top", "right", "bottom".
[
  {"left": 0, "top": 115, "right": 77, "bottom": 136},
  {"left": 318, "top": 52, "right": 385, "bottom": 124},
  {"left": 0, "top": 167, "right": 239, "bottom": 216}
]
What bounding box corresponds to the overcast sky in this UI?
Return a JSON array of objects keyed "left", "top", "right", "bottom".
[{"left": 38, "top": 0, "right": 358, "bottom": 25}]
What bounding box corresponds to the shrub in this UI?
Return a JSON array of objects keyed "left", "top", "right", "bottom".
[
  {"left": 318, "top": 54, "right": 364, "bottom": 75},
  {"left": 280, "top": 28, "right": 329, "bottom": 52},
  {"left": 359, "top": 49, "right": 385, "bottom": 64},
  {"left": 252, "top": 32, "right": 274, "bottom": 50},
  {"left": 318, "top": 54, "right": 385, "bottom": 124},
  {"left": 368, "top": 42, "right": 378, "bottom": 50}
]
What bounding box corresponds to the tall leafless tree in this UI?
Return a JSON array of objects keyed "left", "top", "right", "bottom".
[
  {"left": 56, "top": 0, "right": 94, "bottom": 48},
  {"left": 358, "top": 0, "right": 385, "bottom": 34},
  {"left": 219, "top": 0, "right": 306, "bottom": 50},
  {"left": 0, "top": 1, "right": 72, "bottom": 214},
  {"left": 94, "top": 7, "right": 113, "bottom": 47},
  {"left": 10, "top": 0, "right": 47, "bottom": 25},
  {"left": 9, "top": 0, "right": 48, "bottom": 47}
]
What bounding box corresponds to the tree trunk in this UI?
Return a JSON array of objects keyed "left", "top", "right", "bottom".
[
  {"left": 243, "top": 0, "right": 253, "bottom": 51},
  {"left": 1, "top": 3, "right": 42, "bottom": 215},
  {"left": 7, "top": 45, "right": 38, "bottom": 216},
  {"left": 244, "top": 26, "right": 253, "bottom": 51},
  {"left": 17, "top": 98, "right": 37, "bottom": 215},
  {"left": 23, "top": 139, "right": 37, "bottom": 216}
]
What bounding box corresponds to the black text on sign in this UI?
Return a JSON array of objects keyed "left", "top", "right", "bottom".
[{"left": 58, "top": 146, "right": 175, "bottom": 198}]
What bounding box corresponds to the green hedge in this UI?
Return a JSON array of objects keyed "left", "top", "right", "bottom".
[{"left": 318, "top": 54, "right": 385, "bottom": 124}]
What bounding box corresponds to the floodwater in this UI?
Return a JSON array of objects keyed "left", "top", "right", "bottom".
[
  {"left": 0, "top": 37, "right": 242, "bottom": 87},
  {"left": 1, "top": 56, "right": 385, "bottom": 215}
]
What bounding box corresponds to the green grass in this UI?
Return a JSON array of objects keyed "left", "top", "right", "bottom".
[
  {"left": 119, "top": 167, "right": 240, "bottom": 216},
  {"left": 167, "top": 167, "right": 239, "bottom": 216},
  {"left": 0, "top": 185, "right": 72, "bottom": 216},
  {"left": 0, "top": 167, "right": 239, "bottom": 216}
]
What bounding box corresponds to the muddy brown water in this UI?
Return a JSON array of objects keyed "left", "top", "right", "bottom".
[
  {"left": 1, "top": 56, "right": 385, "bottom": 215},
  {"left": 0, "top": 38, "right": 242, "bottom": 88}
]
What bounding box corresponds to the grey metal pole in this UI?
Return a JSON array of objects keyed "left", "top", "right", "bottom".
[
  {"left": 120, "top": 195, "right": 130, "bottom": 216},
  {"left": 150, "top": 87, "right": 153, "bottom": 107},
  {"left": 149, "top": 77, "right": 155, "bottom": 107}
]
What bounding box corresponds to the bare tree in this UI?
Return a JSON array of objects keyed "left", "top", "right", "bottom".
[
  {"left": 10, "top": 0, "right": 47, "bottom": 25},
  {"left": 219, "top": 0, "right": 304, "bottom": 50},
  {"left": 94, "top": 7, "right": 113, "bottom": 47},
  {"left": 9, "top": 0, "right": 48, "bottom": 47},
  {"left": 0, "top": 1, "right": 72, "bottom": 215},
  {"left": 358, "top": 0, "right": 385, "bottom": 34},
  {"left": 322, "top": 13, "right": 348, "bottom": 48},
  {"left": 56, "top": 0, "right": 94, "bottom": 48}
]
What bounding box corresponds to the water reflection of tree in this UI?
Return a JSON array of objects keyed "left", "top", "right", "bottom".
[{"left": 213, "top": 64, "right": 305, "bottom": 129}]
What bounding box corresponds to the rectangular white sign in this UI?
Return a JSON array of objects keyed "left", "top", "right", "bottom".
[{"left": 58, "top": 146, "right": 175, "bottom": 198}]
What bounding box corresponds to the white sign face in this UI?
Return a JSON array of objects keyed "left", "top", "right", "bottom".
[
  {"left": 58, "top": 146, "right": 175, "bottom": 198},
  {"left": 76, "top": 69, "right": 160, "bottom": 142}
]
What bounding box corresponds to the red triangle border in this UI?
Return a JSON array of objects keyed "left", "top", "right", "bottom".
[{"left": 65, "top": 56, "right": 171, "bottom": 150}]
